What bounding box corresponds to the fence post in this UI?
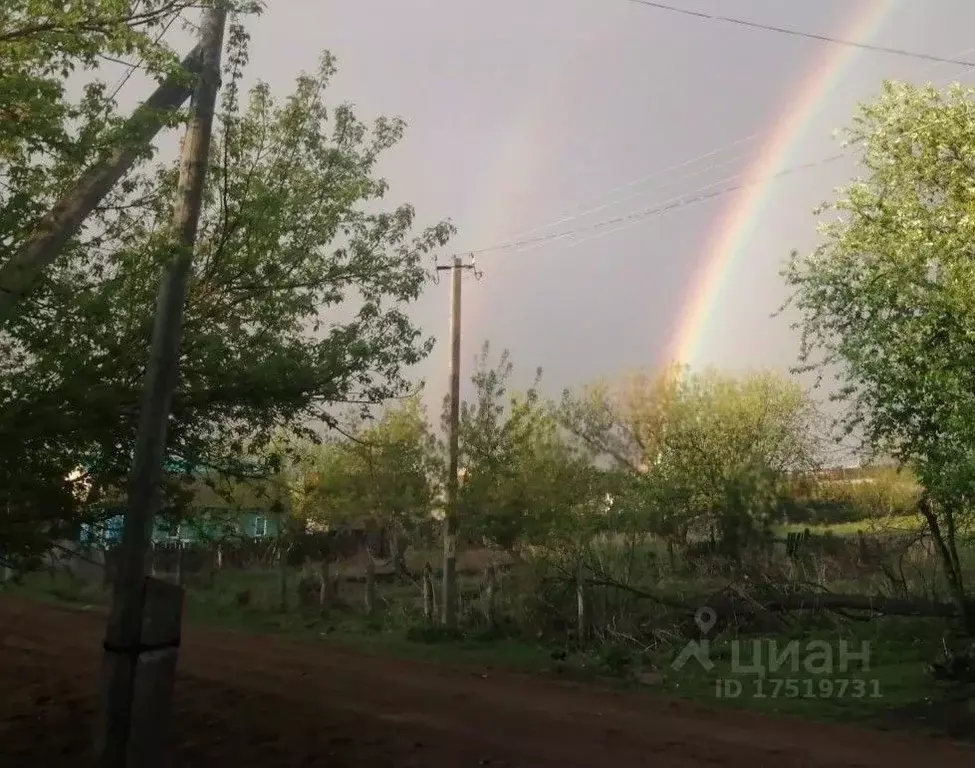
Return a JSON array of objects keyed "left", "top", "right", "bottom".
[
  {"left": 278, "top": 542, "right": 289, "bottom": 612},
  {"left": 364, "top": 551, "right": 377, "bottom": 616},
  {"left": 175, "top": 544, "right": 186, "bottom": 588},
  {"left": 422, "top": 563, "right": 434, "bottom": 622},
  {"left": 576, "top": 560, "right": 588, "bottom": 646},
  {"left": 483, "top": 563, "right": 497, "bottom": 628},
  {"left": 318, "top": 560, "right": 332, "bottom": 609}
]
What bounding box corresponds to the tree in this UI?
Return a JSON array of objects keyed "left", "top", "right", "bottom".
[
  {"left": 560, "top": 367, "right": 821, "bottom": 559},
  {"left": 1, "top": 1, "right": 186, "bottom": 159},
  {"left": 455, "top": 343, "right": 601, "bottom": 554},
  {"left": 660, "top": 369, "right": 821, "bottom": 556},
  {"left": 783, "top": 80, "right": 975, "bottom": 631},
  {"left": 0, "top": 42, "right": 454, "bottom": 557},
  {"left": 356, "top": 396, "right": 438, "bottom": 574},
  {"left": 0, "top": 2, "right": 261, "bottom": 563},
  {"left": 288, "top": 398, "right": 437, "bottom": 574},
  {"left": 295, "top": 437, "right": 369, "bottom": 527},
  {"left": 0, "top": 2, "right": 248, "bottom": 260}
]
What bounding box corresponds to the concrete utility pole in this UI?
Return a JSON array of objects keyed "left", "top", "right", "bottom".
[
  {"left": 95, "top": 6, "right": 227, "bottom": 768},
  {"left": 435, "top": 255, "right": 476, "bottom": 627},
  {"left": 0, "top": 42, "right": 207, "bottom": 328}
]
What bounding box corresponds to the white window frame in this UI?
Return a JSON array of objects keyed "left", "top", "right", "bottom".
[{"left": 252, "top": 515, "right": 268, "bottom": 538}]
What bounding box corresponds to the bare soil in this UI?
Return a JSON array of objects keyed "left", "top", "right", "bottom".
[{"left": 1, "top": 594, "right": 974, "bottom": 767}]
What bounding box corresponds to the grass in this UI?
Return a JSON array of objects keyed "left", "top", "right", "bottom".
[
  {"left": 775, "top": 515, "right": 925, "bottom": 536},
  {"left": 776, "top": 514, "right": 975, "bottom": 538},
  {"left": 5, "top": 560, "right": 974, "bottom": 738},
  {"left": 652, "top": 616, "right": 955, "bottom": 723}
]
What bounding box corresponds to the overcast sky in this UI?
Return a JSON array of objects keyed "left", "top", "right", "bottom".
[{"left": 122, "top": 0, "right": 975, "bottom": 405}]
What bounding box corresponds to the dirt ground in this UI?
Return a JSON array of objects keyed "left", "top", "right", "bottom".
[{"left": 2, "top": 596, "right": 974, "bottom": 767}]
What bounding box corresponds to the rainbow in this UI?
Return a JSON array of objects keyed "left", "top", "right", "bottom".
[{"left": 665, "top": 0, "right": 895, "bottom": 368}]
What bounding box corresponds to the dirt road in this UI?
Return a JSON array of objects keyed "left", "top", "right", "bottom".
[{"left": 1, "top": 595, "right": 973, "bottom": 767}]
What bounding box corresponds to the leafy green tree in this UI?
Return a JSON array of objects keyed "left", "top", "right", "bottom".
[
  {"left": 0, "top": 2, "right": 260, "bottom": 256},
  {"left": 561, "top": 367, "right": 820, "bottom": 559},
  {"left": 295, "top": 438, "right": 368, "bottom": 527},
  {"left": 2, "top": 1, "right": 185, "bottom": 163},
  {"left": 0, "top": 43, "right": 453, "bottom": 557},
  {"left": 558, "top": 366, "right": 682, "bottom": 473},
  {"left": 455, "top": 343, "right": 602, "bottom": 554},
  {"left": 662, "top": 369, "right": 820, "bottom": 556},
  {"left": 784, "top": 80, "right": 975, "bottom": 629},
  {"left": 0, "top": 1, "right": 191, "bottom": 561},
  {"left": 288, "top": 398, "right": 437, "bottom": 573},
  {"left": 357, "top": 396, "right": 438, "bottom": 572}
]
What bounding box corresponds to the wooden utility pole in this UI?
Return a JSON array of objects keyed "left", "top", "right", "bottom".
[
  {"left": 0, "top": 43, "right": 207, "bottom": 328},
  {"left": 435, "top": 255, "right": 476, "bottom": 627},
  {"left": 96, "top": 6, "right": 226, "bottom": 768}
]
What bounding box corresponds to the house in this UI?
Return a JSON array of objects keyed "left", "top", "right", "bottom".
[{"left": 79, "top": 468, "right": 286, "bottom": 548}]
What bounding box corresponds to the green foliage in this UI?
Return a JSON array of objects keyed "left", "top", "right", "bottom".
[
  {"left": 454, "top": 343, "right": 606, "bottom": 553},
  {"left": 805, "top": 466, "right": 921, "bottom": 522},
  {"left": 784, "top": 80, "right": 975, "bottom": 628},
  {"left": 784, "top": 80, "right": 975, "bottom": 503},
  {"left": 288, "top": 397, "right": 438, "bottom": 546},
  {"left": 561, "top": 367, "right": 821, "bottom": 555},
  {"left": 1, "top": 2, "right": 184, "bottom": 167},
  {"left": 0, "top": 1, "right": 216, "bottom": 557},
  {"left": 0, "top": 31, "right": 453, "bottom": 556},
  {"left": 359, "top": 396, "right": 439, "bottom": 530}
]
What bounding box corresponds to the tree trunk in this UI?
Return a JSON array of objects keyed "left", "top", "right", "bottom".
[
  {"left": 389, "top": 527, "right": 409, "bottom": 580},
  {"left": 920, "top": 495, "right": 974, "bottom": 634}
]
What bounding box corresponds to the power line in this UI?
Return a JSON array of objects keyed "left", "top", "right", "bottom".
[
  {"left": 465, "top": 152, "right": 848, "bottom": 257},
  {"left": 624, "top": 0, "right": 975, "bottom": 67},
  {"left": 475, "top": 40, "right": 975, "bottom": 258},
  {"left": 511, "top": 131, "right": 761, "bottom": 239}
]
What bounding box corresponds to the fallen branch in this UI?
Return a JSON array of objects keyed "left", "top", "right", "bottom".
[{"left": 562, "top": 574, "right": 967, "bottom": 620}]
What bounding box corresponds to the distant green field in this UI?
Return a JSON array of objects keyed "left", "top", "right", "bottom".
[{"left": 775, "top": 515, "right": 925, "bottom": 536}]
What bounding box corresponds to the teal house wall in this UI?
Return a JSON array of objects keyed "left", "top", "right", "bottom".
[{"left": 80, "top": 508, "right": 282, "bottom": 547}]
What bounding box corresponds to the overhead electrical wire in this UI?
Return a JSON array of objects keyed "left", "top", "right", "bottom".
[
  {"left": 512, "top": 131, "right": 761, "bottom": 238},
  {"left": 624, "top": 0, "right": 975, "bottom": 67},
  {"left": 508, "top": 154, "right": 841, "bottom": 256},
  {"left": 466, "top": 152, "right": 848, "bottom": 257},
  {"left": 461, "top": 34, "right": 975, "bottom": 260}
]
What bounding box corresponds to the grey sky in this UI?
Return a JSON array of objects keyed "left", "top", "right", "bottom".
[{"left": 121, "top": 0, "right": 975, "bottom": 406}]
